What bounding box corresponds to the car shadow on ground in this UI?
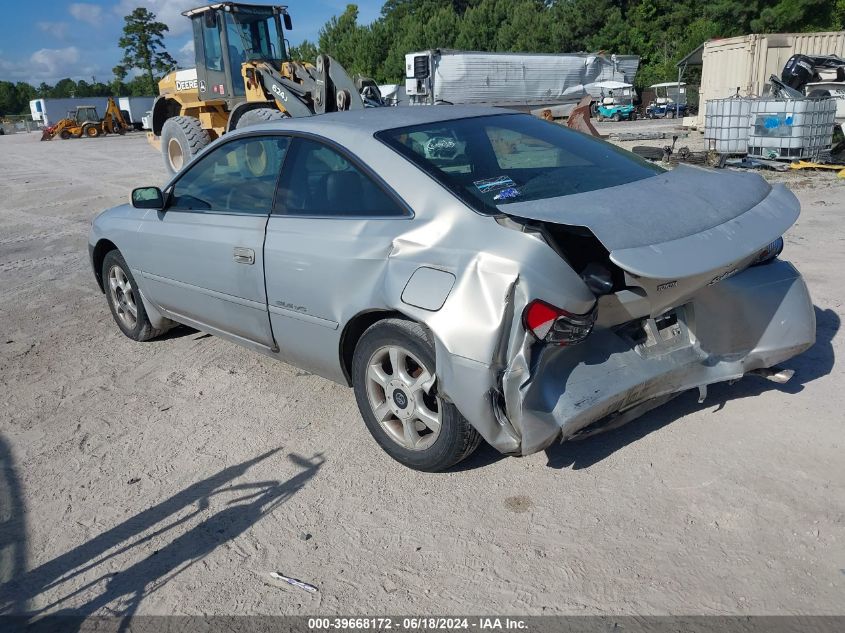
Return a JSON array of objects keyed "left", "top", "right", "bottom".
[
  {"left": 0, "top": 447, "right": 324, "bottom": 629},
  {"left": 153, "top": 324, "right": 202, "bottom": 341},
  {"left": 458, "top": 306, "right": 838, "bottom": 472}
]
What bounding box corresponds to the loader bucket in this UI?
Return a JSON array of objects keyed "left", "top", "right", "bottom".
[{"left": 566, "top": 95, "right": 600, "bottom": 137}]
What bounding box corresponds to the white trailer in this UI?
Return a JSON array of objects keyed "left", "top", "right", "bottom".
[
  {"left": 29, "top": 96, "right": 156, "bottom": 129},
  {"left": 29, "top": 97, "right": 111, "bottom": 127},
  {"left": 118, "top": 96, "right": 155, "bottom": 129},
  {"left": 404, "top": 49, "right": 639, "bottom": 114}
]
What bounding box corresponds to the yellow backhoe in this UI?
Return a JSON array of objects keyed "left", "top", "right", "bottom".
[
  {"left": 148, "top": 2, "right": 375, "bottom": 174},
  {"left": 41, "top": 97, "right": 131, "bottom": 141}
]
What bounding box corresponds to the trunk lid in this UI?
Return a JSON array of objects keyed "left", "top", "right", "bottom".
[
  {"left": 500, "top": 164, "right": 799, "bottom": 319},
  {"left": 499, "top": 164, "right": 798, "bottom": 280}
]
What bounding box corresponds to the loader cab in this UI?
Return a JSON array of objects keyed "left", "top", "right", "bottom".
[
  {"left": 185, "top": 2, "right": 292, "bottom": 104},
  {"left": 73, "top": 106, "right": 100, "bottom": 124}
]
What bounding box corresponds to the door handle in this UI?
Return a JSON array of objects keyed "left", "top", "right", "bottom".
[{"left": 233, "top": 247, "right": 255, "bottom": 265}]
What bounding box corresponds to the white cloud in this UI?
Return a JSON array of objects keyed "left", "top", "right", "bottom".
[
  {"left": 113, "top": 0, "right": 196, "bottom": 36},
  {"left": 69, "top": 3, "right": 104, "bottom": 26},
  {"left": 178, "top": 39, "right": 195, "bottom": 66},
  {"left": 37, "top": 21, "right": 70, "bottom": 39},
  {"left": 0, "top": 47, "right": 106, "bottom": 83},
  {"left": 31, "top": 46, "right": 81, "bottom": 76}
]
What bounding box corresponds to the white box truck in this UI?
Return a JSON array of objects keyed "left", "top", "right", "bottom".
[
  {"left": 404, "top": 49, "right": 639, "bottom": 115},
  {"left": 118, "top": 96, "right": 155, "bottom": 129}
]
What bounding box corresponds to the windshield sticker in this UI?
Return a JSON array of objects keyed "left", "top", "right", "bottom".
[
  {"left": 474, "top": 175, "right": 516, "bottom": 194},
  {"left": 493, "top": 187, "right": 521, "bottom": 201}
]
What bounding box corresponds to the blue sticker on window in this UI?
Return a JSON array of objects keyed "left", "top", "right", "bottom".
[
  {"left": 493, "top": 187, "right": 521, "bottom": 201},
  {"left": 474, "top": 175, "right": 516, "bottom": 194}
]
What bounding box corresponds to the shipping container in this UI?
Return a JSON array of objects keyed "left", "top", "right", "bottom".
[
  {"left": 404, "top": 49, "right": 639, "bottom": 113},
  {"left": 682, "top": 31, "right": 845, "bottom": 128}
]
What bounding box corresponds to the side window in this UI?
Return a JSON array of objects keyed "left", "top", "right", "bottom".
[
  {"left": 202, "top": 12, "right": 223, "bottom": 72},
  {"left": 274, "top": 138, "right": 406, "bottom": 217},
  {"left": 170, "top": 136, "right": 289, "bottom": 214}
]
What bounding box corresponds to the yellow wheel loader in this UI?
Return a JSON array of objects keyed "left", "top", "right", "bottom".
[{"left": 148, "top": 2, "right": 369, "bottom": 174}]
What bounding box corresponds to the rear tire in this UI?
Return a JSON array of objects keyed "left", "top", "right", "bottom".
[
  {"left": 612, "top": 112, "right": 621, "bottom": 122},
  {"left": 83, "top": 124, "right": 100, "bottom": 138},
  {"left": 352, "top": 319, "right": 482, "bottom": 472},
  {"left": 102, "top": 250, "right": 163, "bottom": 342},
  {"left": 161, "top": 115, "right": 211, "bottom": 175},
  {"left": 236, "top": 107, "right": 287, "bottom": 129}
]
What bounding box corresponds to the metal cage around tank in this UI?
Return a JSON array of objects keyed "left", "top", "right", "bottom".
[{"left": 746, "top": 96, "right": 837, "bottom": 160}]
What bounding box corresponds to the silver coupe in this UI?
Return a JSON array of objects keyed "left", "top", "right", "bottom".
[{"left": 89, "top": 106, "right": 815, "bottom": 471}]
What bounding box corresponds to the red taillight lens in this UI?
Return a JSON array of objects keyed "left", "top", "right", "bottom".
[{"left": 523, "top": 299, "right": 596, "bottom": 346}]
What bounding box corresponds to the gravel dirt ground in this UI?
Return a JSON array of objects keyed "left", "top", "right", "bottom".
[{"left": 0, "top": 125, "right": 843, "bottom": 617}]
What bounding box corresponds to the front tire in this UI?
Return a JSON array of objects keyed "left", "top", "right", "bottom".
[
  {"left": 102, "top": 250, "right": 163, "bottom": 342},
  {"left": 352, "top": 319, "right": 481, "bottom": 472},
  {"left": 161, "top": 115, "right": 211, "bottom": 175}
]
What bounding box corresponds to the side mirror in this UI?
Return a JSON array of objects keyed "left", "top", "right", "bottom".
[
  {"left": 283, "top": 13, "right": 292, "bottom": 30},
  {"left": 131, "top": 186, "right": 165, "bottom": 210}
]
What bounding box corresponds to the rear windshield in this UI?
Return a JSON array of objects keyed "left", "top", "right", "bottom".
[{"left": 376, "top": 113, "right": 663, "bottom": 214}]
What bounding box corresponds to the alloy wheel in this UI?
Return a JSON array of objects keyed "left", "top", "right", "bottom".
[
  {"left": 364, "top": 344, "right": 442, "bottom": 451},
  {"left": 108, "top": 265, "right": 138, "bottom": 330}
]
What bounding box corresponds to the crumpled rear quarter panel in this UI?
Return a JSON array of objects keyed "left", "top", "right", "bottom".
[{"left": 504, "top": 260, "right": 815, "bottom": 456}]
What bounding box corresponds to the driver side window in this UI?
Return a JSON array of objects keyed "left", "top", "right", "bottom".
[{"left": 170, "top": 136, "right": 289, "bottom": 214}]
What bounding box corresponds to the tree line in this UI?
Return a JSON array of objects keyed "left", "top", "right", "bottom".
[
  {"left": 291, "top": 0, "right": 845, "bottom": 87},
  {"left": 3, "top": 0, "right": 843, "bottom": 117},
  {"left": 0, "top": 75, "right": 158, "bottom": 117}
]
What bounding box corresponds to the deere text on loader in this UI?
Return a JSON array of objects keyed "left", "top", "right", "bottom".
[{"left": 149, "top": 2, "right": 366, "bottom": 174}]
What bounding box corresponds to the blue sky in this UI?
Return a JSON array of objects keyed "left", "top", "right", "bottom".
[{"left": 0, "top": 1, "right": 384, "bottom": 85}]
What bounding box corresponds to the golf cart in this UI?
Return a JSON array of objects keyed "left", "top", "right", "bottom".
[
  {"left": 594, "top": 81, "right": 636, "bottom": 121},
  {"left": 646, "top": 82, "right": 688, "bottom": 119}
]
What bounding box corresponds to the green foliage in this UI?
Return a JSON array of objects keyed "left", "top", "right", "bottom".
[
  {"left": 295, "top": 0, "right": 844, "bottom": 87},
  {"left": 0, "top": 78, "right": 115, "bottom": 116},
  {"left": 2, "top": 0, "right": 840, "bottom": 113},
  {"left": 118, "top": 7, "right": 176, "bottom": 96}
]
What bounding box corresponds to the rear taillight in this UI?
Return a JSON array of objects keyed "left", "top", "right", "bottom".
[
  {"left": 752, "top": 237, "right": 784, "bottom": 266},
  {"left": 523, "top": 299, "right": 596, "bottom": 346}
]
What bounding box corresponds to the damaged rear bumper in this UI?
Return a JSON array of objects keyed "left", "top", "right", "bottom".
[{"left": 503, "top": 259, "right": 815, "bottom": 456}]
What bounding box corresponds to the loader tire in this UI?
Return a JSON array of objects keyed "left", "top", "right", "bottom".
[
  {"left": 59, "top": 130, "right": 71, "bottom": 140},
  {"left": 83, "top": 124, "right": 100, "bottom": 138},
  {"left": 236, "top": 107, "right": 287, "bottom": 129},
  {"left": 161, "top": 115, "right": 211, "bottom": 175}
]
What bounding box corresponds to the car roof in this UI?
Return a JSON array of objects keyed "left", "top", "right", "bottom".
[{"left": 238, "top": 105, "right": 520, "bottom": 138}]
